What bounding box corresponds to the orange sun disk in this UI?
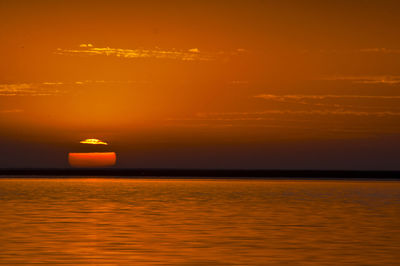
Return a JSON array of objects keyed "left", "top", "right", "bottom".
[{"left": 68, "top": 152, "right": 116, "bottom": 168}]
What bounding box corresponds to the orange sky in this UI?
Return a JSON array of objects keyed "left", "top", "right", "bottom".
[{"left": 0, "top": 0, "right": 399, "bottom": 169}]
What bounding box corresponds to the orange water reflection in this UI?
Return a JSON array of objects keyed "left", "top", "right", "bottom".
[{"left": 0, "top": 179, "right": 399, "bottom": 264}]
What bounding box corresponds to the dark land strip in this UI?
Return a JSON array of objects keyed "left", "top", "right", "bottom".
[{"left": 0, "top": 169, "right": 399, "bottom": 179}]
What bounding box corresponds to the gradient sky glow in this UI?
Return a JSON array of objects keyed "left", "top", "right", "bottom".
[{"left": 1, "top": 0, "right": 400, "bottom": 169}]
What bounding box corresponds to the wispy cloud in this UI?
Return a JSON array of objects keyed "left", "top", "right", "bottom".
[
  {"left": 55, "top": 45, "right": 216, "bottom": 61},
  {"left": 254, "top": 93, "right": 400, "bottom": 110},
  {"left": 0, "top": 80, "right": 146, "bottom": 96},
  {"left": 254, "top": 94, "right": 400, "bottom": 100},
  {"left": 166, "top": 109, "right": 400, "bottom": 139},
  {"left": 79, "top": 43, "right": 93, "bottom": 48},
  {"left": 302, "top": 48, "right": 400, "bottom": 55},
  {"left": 0, "top": 83, "right": 67, "bottom": 96},
  {"left": 320, "top": 76, "right": 400, "bottom": 84},
  {"left": 166, "top": 110, "right": 400, "bottom": 130},
  {"left": 193, "top": 109, "right": 400, "bottom": 118},
  {"left": 168, "top": 90, "right": 400, "bottom": 137},
  {"left": 359, "top": 48, "right": 400, "bottom": 54}
]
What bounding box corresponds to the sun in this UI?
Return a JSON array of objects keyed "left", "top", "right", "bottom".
[
  {"left": 68, "top": 152, "right": 116, "bottom": 168},
  {"left": 68, "top": 138, "right": 116, "bottom": 168}
]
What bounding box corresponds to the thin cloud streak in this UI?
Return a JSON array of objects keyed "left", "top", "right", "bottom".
[
  {"left": 302, "top": 48, "right": 400, "bottom": 55},
  {"left": 0, "top": 83, "right": 66, "bottom": 96},
  {"left": 0, "top": 80, "right": 143, "bottom": 96},
  {"left": 254, "top": 93, "right": 400, "bottom": 109},
  {"left": 193, "top": 109, "right": 400, "bottom": 118},
  {"left": 255, "top": 94, "right": 400, "bottom": 100},
  {"left": 359, "top": 48, "right": 400, "bottom": 54},
  {"left": 165, "top": 110, "right": 400, "bottom": 127},
  {"left": 167, "top": 110, "right": 400, "bottom": 138},
  {"left": 56, "top": 45, "right": 215, "bottom": 61},
  {"left": 320, "top": 76, "right": 400, "bottom": 84}
]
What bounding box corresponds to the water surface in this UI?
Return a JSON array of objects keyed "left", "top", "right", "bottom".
[{"left": 0, "top": 178, "right": 399, "bottom": 265}]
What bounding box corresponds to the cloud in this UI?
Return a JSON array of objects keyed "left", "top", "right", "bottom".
[
  {"left": 320, "top": 76, "right": 400, "bottom": 84},
  {"left": 79, "top": 44, "right": 93, "bottom": 48},
  {"left": 42, "top": 82, "right": 64, "bottom": 85},
  {"left": 0, "top": 80, "right": 146, "bottom": 96},
  {"left": 254, "top": 93, "right": 400, "bottom": 110},
  {"left": 166, "top": 109, "right": 400, "bottom": 123},
  {"left": 188, "top": 48, "right": 200, "bottom": 53},
  {"left": 80, "top": 138, "right": 108, "bottom": 145},
  {"left": 0, "top": 83, "right": 32, "bottom": 95},
  {"left": 166, "top": 109, "right": 400, "bottom": 139},
  {"left": 55, "top": 45, "right": 216, "bottom": 61},
  {"left": 55, "top": 44, "right": 248, "bottom": 61},
  {"left": 359, "top": 48, "right": 400, "bottom": 54},
  {"left": 254, "top": 94, "right": 400, "bottom": 100},
  {"left": 302, "top": 48, "right": 400, "bottom": 55},
  {"left": 0, "top": 83, "right": 66, "bottom": 96},
  {"left": 197, "top": 110, "right": 400, "bottom": 118},
  {"left": 167, "top": 89, "right": 400, "bottom": 137}
]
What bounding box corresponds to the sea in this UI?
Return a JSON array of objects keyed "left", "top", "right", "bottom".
[{"left": 0, "top": 178, "right": 399, "bottom": 265}]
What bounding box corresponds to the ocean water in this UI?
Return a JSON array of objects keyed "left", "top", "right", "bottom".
[{"left": 0, "top": 178, "right": 399, "bottom": 265}]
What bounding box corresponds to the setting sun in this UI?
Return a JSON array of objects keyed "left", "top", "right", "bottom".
[
  {"left": 69, "top": 138, "right": 115, "bottom": 167},
  {"left": 68, "top": 152, "right": 116, "bottom": 168}
]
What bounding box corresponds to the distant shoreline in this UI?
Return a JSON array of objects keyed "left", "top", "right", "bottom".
[{"left": 0, "top": 169, "right": 399, "bottom": 179}]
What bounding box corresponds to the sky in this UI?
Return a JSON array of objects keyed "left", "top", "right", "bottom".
[{"left": 0, "top": 0, "right": 399, "bottom": 169}]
